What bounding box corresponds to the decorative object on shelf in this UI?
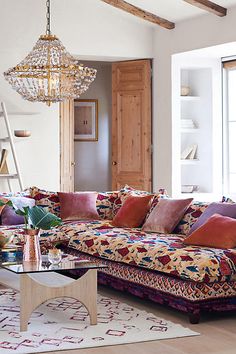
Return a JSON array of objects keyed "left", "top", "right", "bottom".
[
  {"left": 14, "top": 130, "right": 31, "bottom": 138},
  {"left": 0, "top": 149, "right": 8, "bottom": 174},
  {"left": 181, "top": 185, "right": 199, "bottom": 193},
  {"left": 181, "top": 119, "right": 197, "bottom": 129},
  {"left": 48, "top": 248, "right": 62, "bottom": 265},
  {"left": 181, "top": 86, "right": 191, "bottom": 96},
  {"left": 74, "top": 99, "right": 98, "bottom": 141},
  {"left": 3, "top": 0, "right": 97, "bottom": 106},
  {"left": 181, "top": 144, "right": 198, "bottom": 160}
]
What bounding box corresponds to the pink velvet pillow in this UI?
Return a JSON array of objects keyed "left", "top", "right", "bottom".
[
  {"left": 142, "top": 198, "right": 193, "bottom": 234},
  {"left": 112, "top": 195, "right": 153, "bottom": 228},
  {"left": 58, "top": 192, "right": 99, "bottom": 221}
]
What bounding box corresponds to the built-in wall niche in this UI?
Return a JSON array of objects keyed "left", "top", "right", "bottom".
[{"left": 180, "top": 68, "right": 213, "bottom": 195}]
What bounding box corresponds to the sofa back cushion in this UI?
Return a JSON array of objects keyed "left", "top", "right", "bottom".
[
  {"left": 29, "top": 186, "right": 60, "bottom": 217},
  {"left": 28, "top": 185, "right": 167, "bottom": 221},
  {"left": 96, "top": 191, "right": 119, "bottom": 220},
  {"left": 174, "top": 201, "right": 210, "bottom": 235}
]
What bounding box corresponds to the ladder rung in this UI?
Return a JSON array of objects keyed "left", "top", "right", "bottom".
[
  {"left": 0, "top": 137, "right": 10, "bottom": 142},
  {"left": 0, "top": 174, "right": 19, "bottom": 179}
]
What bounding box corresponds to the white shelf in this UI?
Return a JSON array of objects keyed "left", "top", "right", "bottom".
[
  {"left": 180, "top": 96, "right": 200, "bottom": 101},
  {"left": 180, "top": 192, "right": 217, "bottom": 201},
  {"left": 0, "top": 137, "right": 30, "bottom": 142},
  {"left": 181, "top": 159, "right": 199, "bottom": 165},
  {"left": 181, "top": 128, "right": 199, "bottom": 133},
  {"left": 0, "top": 174, "right": 18, "bottom": 179}
]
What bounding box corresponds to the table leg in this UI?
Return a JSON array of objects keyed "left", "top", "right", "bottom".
[{"left": 19, "top": 269, "right": 97, "bottom": 332}]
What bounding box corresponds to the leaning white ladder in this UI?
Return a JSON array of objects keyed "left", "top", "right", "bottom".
[{"left": 0, "top": 102, "right": 24, "bottom": 192}]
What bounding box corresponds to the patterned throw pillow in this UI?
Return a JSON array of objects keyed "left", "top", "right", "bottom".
[
  {"left": 29, "top": 186, "right": 60, "bottom": 217},
  {"left": 96, "top": 191, "right": 119, "bottom": 220},
  {"left": 174, "top": 201, "right": 210, "bottom": 236}
]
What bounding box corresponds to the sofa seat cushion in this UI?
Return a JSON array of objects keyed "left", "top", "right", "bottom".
[
  {"left": 68, "top": 226, "right": 236, "bottom": 283},
  {"left": 0, "top": 220, "right": 111, "bottom": 250}
]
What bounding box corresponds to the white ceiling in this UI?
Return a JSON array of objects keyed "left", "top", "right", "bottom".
[{"left": 127, "top": 0, "right": 236, "bottom": 22}]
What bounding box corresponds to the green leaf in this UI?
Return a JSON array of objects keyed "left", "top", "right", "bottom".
[
  {"left": 0, "top": 200, "right": 13, "bottom": 207},
  {"left": 28, "top": 206, "right": 62, "bottom": 230}
]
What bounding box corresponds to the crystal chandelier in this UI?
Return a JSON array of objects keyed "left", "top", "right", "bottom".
[{"left": 4, "top": 0, "right": 97, "bottom": 106}]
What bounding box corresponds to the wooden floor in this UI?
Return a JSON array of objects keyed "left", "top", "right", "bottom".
[{"left": 1, "top": 284, "right": 236, "bottom": 354}]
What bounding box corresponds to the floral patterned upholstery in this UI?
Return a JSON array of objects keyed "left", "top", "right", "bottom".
[
  {"left": 67, "top": 224, "right": 236, "bottom": 283},
  {"left": 174, "top": 201, "right": 210, "bottom": 235},
  {"left": 96, "top": 191, "right": 119, "bottom": 220},
  {"left": 1, "top": 216, "right": 236, "bottom": 283},
  {"left": 29, "top": 186, "right": 61, "bottom": 217}
]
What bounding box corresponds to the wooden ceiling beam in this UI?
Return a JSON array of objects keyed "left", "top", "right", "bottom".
[
  {"left": 100, "top": 0, "right": 175, "bottom": 29},
  {"left": 183, "top": 0, "right": 227, "bottom": 17}
]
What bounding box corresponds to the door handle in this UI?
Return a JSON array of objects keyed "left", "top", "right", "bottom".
[
  {"left": 112, "top": 161, "right": 117, "bottom": 166},
  {"left": 71, "top": 162, "right": 76, "bottom": 166}
]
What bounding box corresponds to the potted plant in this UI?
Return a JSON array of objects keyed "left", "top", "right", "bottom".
[
  {"left": 0, "top": 200, "right": 62, "bottom": 261},
  {"left": 18, "top": 205, "right": 62, "bottom": 262}
]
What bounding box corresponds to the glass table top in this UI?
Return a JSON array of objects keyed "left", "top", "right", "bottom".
[{"left": 0, "top": 252, "right": 107, "bottom": 274}]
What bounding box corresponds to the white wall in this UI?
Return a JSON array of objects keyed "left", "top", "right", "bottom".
[
  {"left": 0, "top": 0, "right": 153, "bottom": 192},
  {"left": 153, "top": 6, "right": 236, "bottom": 195},
  {"left": 74, "top": 62, "right": 112, "bottom": 192}
]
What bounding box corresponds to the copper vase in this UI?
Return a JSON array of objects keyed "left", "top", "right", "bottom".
[{"left": 23, "top": 228, "right": 42, "bottom": 262}]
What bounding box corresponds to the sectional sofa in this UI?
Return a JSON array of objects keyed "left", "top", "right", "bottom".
[{"left": 0, "top": 186, "right": 236, "bottom": 324}]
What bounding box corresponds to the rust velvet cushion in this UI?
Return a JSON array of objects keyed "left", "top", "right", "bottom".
[
  {"left": 188, "top": 202, "right": 236, "bottom": 235},
  {"left": 112, "top": 195, "right": 153, "bottom": 228},
  {"left": 142, "top": 198, "right": 193, "bottom": 234},
  {"left": 58, "top": 192, "right": 99, "bottom": 221},
  {"left": 184, "top": 213, "right": 236, "bottom": 249}
]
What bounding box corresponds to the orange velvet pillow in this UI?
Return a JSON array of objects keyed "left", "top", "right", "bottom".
[
  {"left": 58, "top": 192, "right": 99, "bottom": 221},
  {"left": 112, "top": 195, "right": 153, "bottom": 228},
  {"left": 184, "top": 213, "right": 236, "bottom": 249}
]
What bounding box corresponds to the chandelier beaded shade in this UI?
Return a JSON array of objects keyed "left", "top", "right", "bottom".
[{"left": 4, "top": 0, "right": 97, "bottom": 106}]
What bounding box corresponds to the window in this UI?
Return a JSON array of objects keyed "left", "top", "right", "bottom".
[{"left": 223, "top": 61, "right": 236, "bottom": 197}]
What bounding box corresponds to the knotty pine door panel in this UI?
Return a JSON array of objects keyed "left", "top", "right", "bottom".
[{"left": 112, "top": 60, "right": 152, "bottom": 191}]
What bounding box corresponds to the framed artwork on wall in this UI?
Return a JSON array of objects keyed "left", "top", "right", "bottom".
[{"left": 74, "top": 99, "right": 98, "bottom": 141}]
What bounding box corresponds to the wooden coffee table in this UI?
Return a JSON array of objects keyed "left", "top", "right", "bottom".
[{"left": 0, "top": 254, "right": 107, "bottom": 332}]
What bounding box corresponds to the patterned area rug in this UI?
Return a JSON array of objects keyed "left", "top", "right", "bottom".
[{"left": 0, "top": 289, "right": 199, "bottom": 353}]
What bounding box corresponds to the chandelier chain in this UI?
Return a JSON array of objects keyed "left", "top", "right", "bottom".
[{"left": 46, "top": 0, "right": 51, "bottom": 35}]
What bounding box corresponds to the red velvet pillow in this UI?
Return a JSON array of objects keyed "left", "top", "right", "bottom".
[
  {"left": 184, "top": 213, "right": 236, "bottom": 249},
  {"left": 112, "top": 195, "right": 153, "bottom": 228},
  {"left": 58, "top": 192, "right": 99, "bottom": 221}
]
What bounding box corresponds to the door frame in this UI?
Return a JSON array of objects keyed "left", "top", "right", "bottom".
[{"left": 60, "top": 58, "right": 153, "bottom": 192}]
